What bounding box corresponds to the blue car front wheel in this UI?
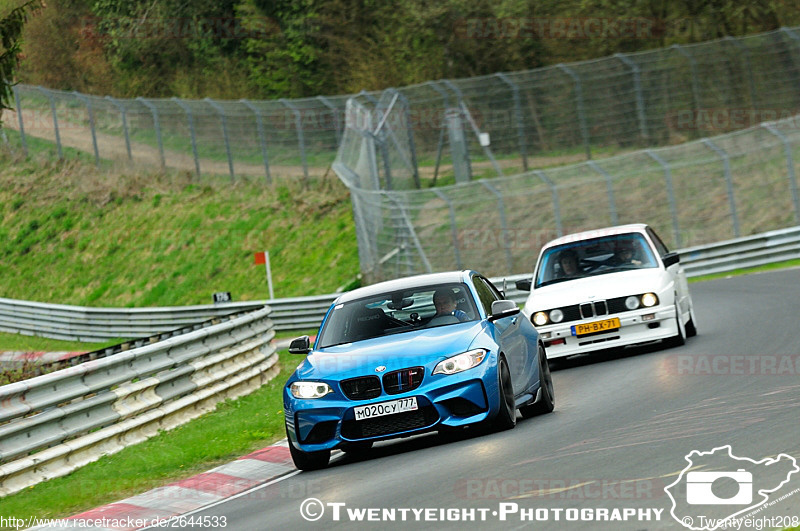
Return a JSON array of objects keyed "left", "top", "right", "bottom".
[
  {"left": 492, "top": 356, "right": 517, "bottom": 431},
  {"left": 286, "top": 425, "right": 331, "bottom": 471}
]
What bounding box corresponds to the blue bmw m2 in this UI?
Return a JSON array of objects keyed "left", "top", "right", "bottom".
[{"left": 284, "top": 271, "right": 555, "bottom": 470}]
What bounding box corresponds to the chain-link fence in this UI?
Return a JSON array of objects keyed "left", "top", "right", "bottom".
[
  {"left": 6, "top": 27, "right": 800, "bottom": 182},
  {"left": 339, "top": 109, "right": 800, "bottom": 282}
]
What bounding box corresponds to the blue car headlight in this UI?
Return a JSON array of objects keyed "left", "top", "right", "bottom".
[
  {"left": 290, "top": 381, "right": 333, "bottom": 399},
  {"left": 433, "top": 349, "right": 488, "bottom": 375}
]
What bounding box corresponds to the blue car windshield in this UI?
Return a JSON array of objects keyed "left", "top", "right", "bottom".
[
  {"left": 535, "top": 233, "right": 658, "bottom": 288},
  {"left": 317, "top": 283, "right": 480, "bottom": 348}
]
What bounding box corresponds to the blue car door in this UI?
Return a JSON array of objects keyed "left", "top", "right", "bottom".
[{"left": 473, "top": 276, "right": 535, "bottom": 396}]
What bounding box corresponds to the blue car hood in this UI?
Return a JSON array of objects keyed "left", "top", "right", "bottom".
[{"left": 295, "top": 321, "right": 485, "bottom": 380}]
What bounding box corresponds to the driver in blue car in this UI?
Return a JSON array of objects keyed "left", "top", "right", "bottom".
[{"left": 432, "top": 288, "right": 469, "bottom": 322}]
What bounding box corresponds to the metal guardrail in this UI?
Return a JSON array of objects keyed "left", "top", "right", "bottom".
[
  {"left": 0, "top": 226, "right": 798, "bottom": 345},
  {"left": 0, "top": 306, "right": 277, "bottom": 497}
]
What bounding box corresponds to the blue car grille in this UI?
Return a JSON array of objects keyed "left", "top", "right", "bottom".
[
  {"left": 382, "top": 367, "right": 424, "bottom": 395},
  {"left": 340, "top": 376, "right": 382, "bottom": 400},
  {"left": 341, "top": 406, "right": 438, "bottom": 439}
]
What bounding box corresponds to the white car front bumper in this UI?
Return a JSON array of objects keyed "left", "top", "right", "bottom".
[{"left": 534, "top": 305, "right": 679, "bottom": 359}]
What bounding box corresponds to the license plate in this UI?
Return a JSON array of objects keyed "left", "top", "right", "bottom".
[
  {"left": 571, "top": 317, "right": 621, "bottom": 337},
  {"left": 354, "top": 397, "right": 418, "bottom": 421}
]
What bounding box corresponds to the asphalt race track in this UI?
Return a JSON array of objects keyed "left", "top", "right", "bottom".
[{"left": 187, "top": 268, "right": 800, "bottom": 530}]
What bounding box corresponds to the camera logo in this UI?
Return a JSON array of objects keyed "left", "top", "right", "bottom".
[{"left": 686, "top": 469, "right": 752, "bottom": 505}]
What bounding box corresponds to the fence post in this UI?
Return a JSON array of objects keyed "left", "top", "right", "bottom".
[
  {"left": 479, "top": 180, "right": 514, "bottom": 272},
  {"left": 205, "top": 98, "right": 235, "bottom": 182},
  {"left": 279, "top": 99, "right": 309, "bottom": 184},
  {"left": 614, "top": 53, "right": 649, "bottom": 144},
  {"left": 36, "top": 86, "right": 62, "bottom": 159},
  {"left": 645, "top": 150, "right": 681, "bottom": 247},
  {"left": 779, "top": 28, "right": 800, "bottom": 109},
  {"left": 172, "top": 98, "right": 200, "bottom": 180},
  {"left": 670, "top": 44, "right": 702, "bottom": 123},
  {"left": 535, "top": 170, "right": 563, "bottom": 237},
  {"left": 104, "top": 96, "right": 132, "bottom": 162},
  {"left": 240, "top": 99, "right": 272, "bottom": 185},
  {"left": 433, "top": 189, "right": 462, "bottom": 269},
  {"left": 136, "top": 97, "right": 165, "bottom": 170},
  {"left": 12, "top": 85, "right": 27, "bottom": 156},
  {"left": 72, "top": 92, "right": 100, "bottom": 167},
  {"left": 724, "top": 36, "right": 758, "bottom": 109},
  {"left": 495, "top": 73, "right": 529, "bottom": 171},
  {"left": 761, "top": 123, "right": 800, "bottom": 223},
  {"left": 701, "top": 139, "right": 740, "bottom": 238},
  {"left": 587, "top": 161, "right": 619, "bottom": 225},
  {"left": 440, "top": 79, "right": 465, "bottom": 108},
  {"left": 316, "top": 95, "right": 342, "bottom": 145},
  {"left": 426, "top": 81, "right": 451, "bottom": 184},
  {"left": 383, "top": 193, "right": 432, "bottom": 274},
  {"left": 445, "top": 108, "right": 471, "bottom": 184},
  {"left": 386, "top": 89, "right": 421, "bottom": 188},
  {"left": 556, "top": 64, "right": 591, "bottom": 160}
]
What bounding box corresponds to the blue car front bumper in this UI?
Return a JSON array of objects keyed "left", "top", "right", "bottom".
[{"left": 284, "top": 362, "right": 503, "bottom": 453}]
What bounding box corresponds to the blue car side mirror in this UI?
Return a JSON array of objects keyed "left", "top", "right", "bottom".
[{"left": 288, "top": 335, "right": 311, "bottom": 354}]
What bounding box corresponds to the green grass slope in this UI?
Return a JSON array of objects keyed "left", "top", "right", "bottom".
[{"left": 0, "top": 153, "right": 360, "bottom": 307}]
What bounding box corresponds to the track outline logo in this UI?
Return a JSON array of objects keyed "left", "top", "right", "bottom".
[{"left": 665, "top": 445, "right": 798, "bottom": 530}]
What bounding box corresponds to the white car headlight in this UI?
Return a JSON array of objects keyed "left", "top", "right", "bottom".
[
  {"left": 532, "top": 311, "right": 549, "bottom": 326},
  {"left": 549, "top": 309, "right": 564, "bottom": 323},
  {"left": 290, "top": 381, "right": 333, "bottom": 399},
  {"left": 625, "top": 295, "right": 640, "bottom": 310},
  {"left": 433, "top": 349, "right": 487, "bottom": 375},
  {"left": 641, "top": 293, "right": 659, "bottom": 307}
]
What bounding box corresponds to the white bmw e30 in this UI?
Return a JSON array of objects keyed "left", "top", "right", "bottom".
[{"left": 516, "top": 224, "right": 697, "bottom": 359}]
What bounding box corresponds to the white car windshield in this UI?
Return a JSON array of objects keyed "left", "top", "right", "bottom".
[
  {"left": 317, "top": 283, "right": 480, "bottom": 348},
  {"left": 535, "top": 233, "right": 658, "bottom": 288}
]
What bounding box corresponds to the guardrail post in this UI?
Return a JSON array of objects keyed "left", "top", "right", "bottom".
[
  {"left": 645, "top": 150, "right": 681, "bottom": 247},
  {"left": 240, "top": 99, "right": 272, "bottom": 185},
  {"left": 587, "top": 161, "right": 619, "bottom": 225},
  {"left": 72, "top": 92, "right": 100, "bottom": 167},
  {"left": 426, "top": 81, "right": 451, "bottom": 184},
  {"left": 670, "top": 44, "right": 702, "bottom": 125},
  {"left": 316, "top": 95, "right": 342, "bottom": 145},
  {"left": 171, "top": 98, "right": 200, "bottom": 180},
  {"left": 12, "top": 85, "right": 27, "bottom": 156},
  {"left": 104, "top": 96, "right": 132, "bottom": 162},
  {"left": 433, "top": 189, "right": 462, "bottom": 269},
  {"left": 205, "top": 98, "right": 235, "bottom": 182},
  {"left": 279, "top": 99, "right": 309, "bottom": 184},
  {"left": 36, "top": 86, "right": 62, "bottom": 159},
  {"left": 535, "top": 170, "right": 563, "bottom": 237},
  {"left": 724, "top": 36, "right": 758, "bottom": 109},
  {"left": 495, "top": 73, "right": 529, "bottom": 171},
  {"left": 136, "top": 97, "right": 165, "bottom": 170},
  {"left": 615, "top": 53, "right": 649, "bottom": 144},
  {"left": 761, "top": 123, "right": 800, "bottom": 223},
  {"left": 556, "top": 64, "right": 591, "bottom": 160},
  {"left": 701, "top": 139, "right": 741, "bottom": 238}
]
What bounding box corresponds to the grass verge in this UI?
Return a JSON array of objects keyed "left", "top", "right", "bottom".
[{"left": 0, "top": 349, "right": 295, "bottom": 524}]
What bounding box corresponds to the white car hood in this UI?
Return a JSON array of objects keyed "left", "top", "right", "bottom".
[{"left": 523, "top": 268, "right": 673, "bottom": 313}]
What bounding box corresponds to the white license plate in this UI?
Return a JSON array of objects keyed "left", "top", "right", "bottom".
[{"left": 354, "top": 397, "right": 418, "bottom": 421}]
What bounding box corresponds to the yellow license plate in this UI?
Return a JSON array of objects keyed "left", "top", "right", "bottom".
[{"left": 571, "top": 317, "right": 621, "bottom": 336}]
